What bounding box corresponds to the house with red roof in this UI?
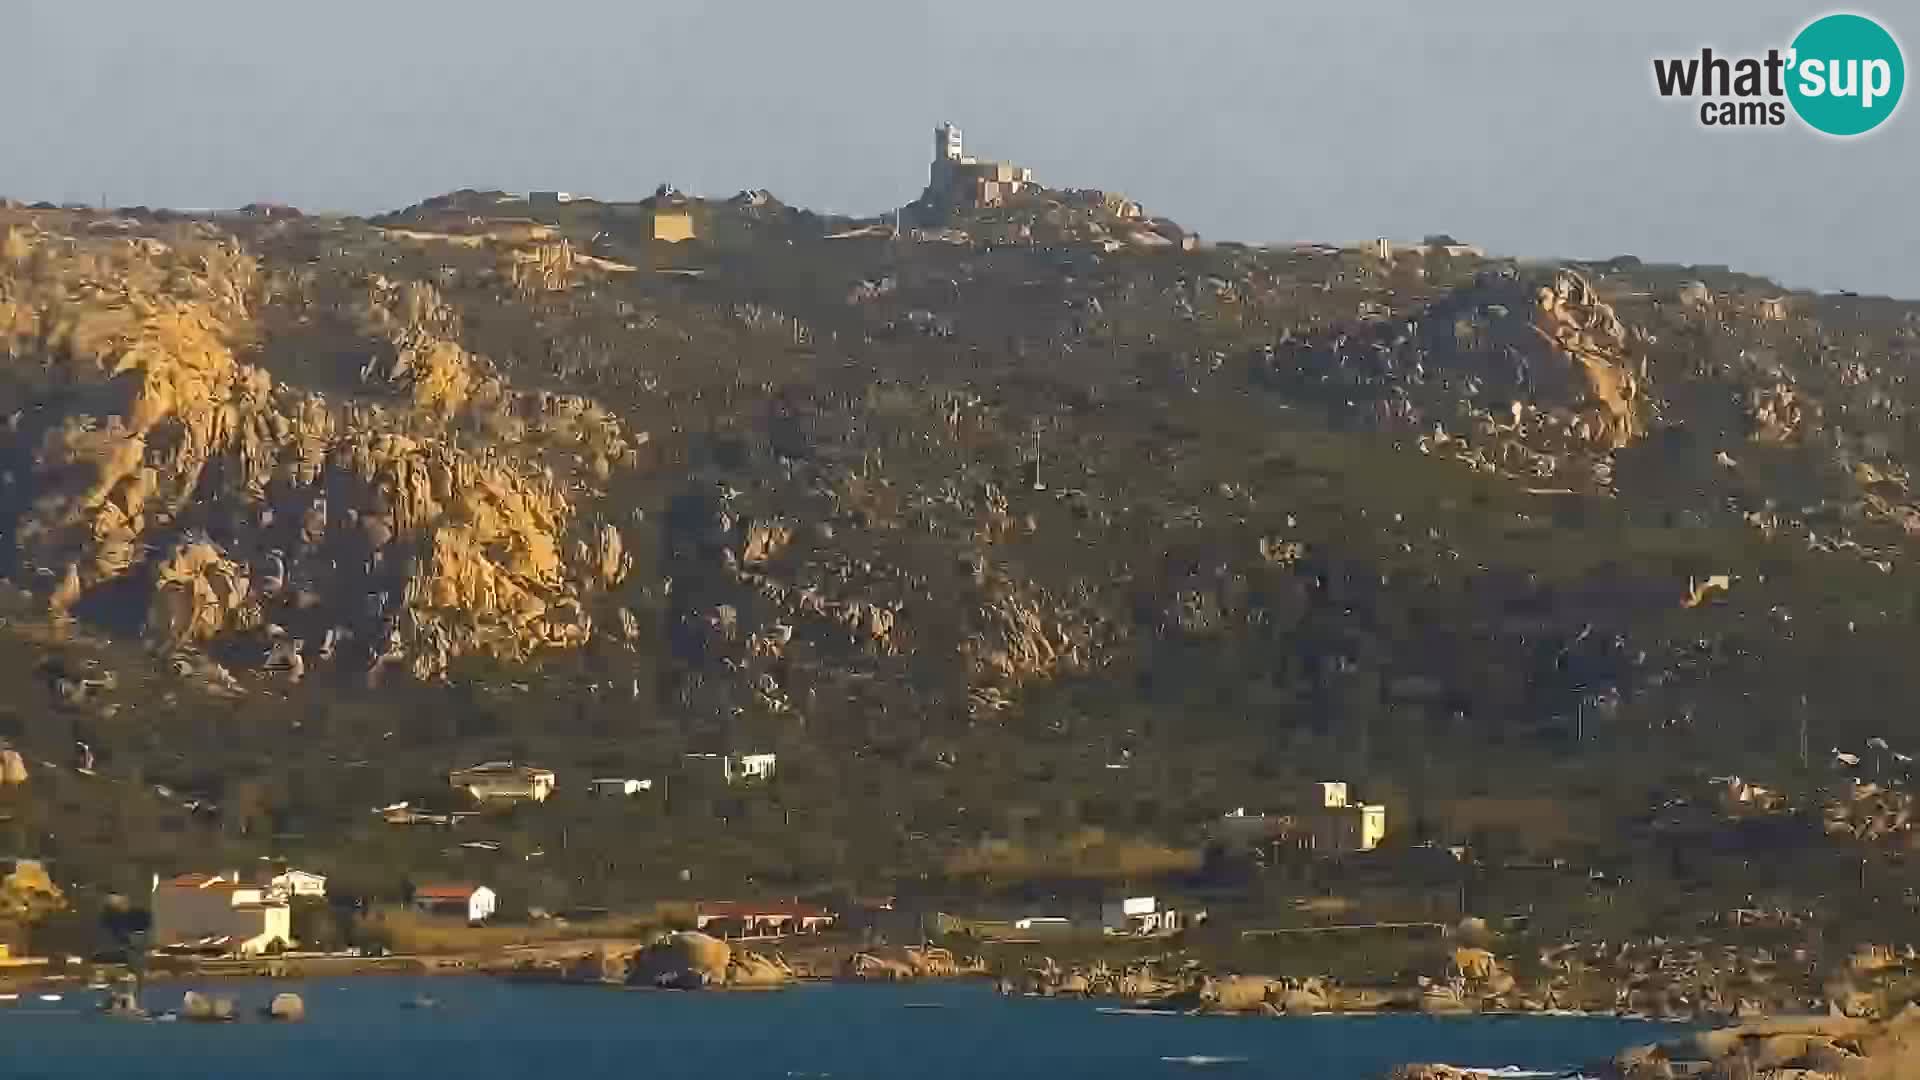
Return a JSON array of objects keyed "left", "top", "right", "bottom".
[
  {"left": 411, "top": 883, "right": 497, "bottom": 924},
  {"left": 692, "top": 900, "right": 834, "bottom": 939}
]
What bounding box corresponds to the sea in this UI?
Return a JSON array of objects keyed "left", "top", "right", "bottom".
[{"left": 0, "top": 978, "right": 1672, "bottom": 1080}]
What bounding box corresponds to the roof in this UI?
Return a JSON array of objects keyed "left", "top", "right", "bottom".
[
  {"left": 163, "top": 873, "right": 252, "bottom": 890},
  {"left": 453, "top": 761, "right": 552, "bottom": 777},
  {"left": 414, "top": 883, "right": 486, "bottom": 901},
  {"left": 695, "top": 899, "right": 832, "bottom": 920}
]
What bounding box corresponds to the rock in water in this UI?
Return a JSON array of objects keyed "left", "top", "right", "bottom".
[
  {"left": 267, "top": 993, "right": 305, "bottom": 1021},
  {"left": 181, "top": 991, "right": 212, "bottom": 1020}
]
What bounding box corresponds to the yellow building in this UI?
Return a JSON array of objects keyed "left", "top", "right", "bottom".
[
  {"left": 1305, "top": 781, "right": 1388, "bottom": 853},
  {"left": 650, "top": 207, "right": 695, "bottom": 243}
]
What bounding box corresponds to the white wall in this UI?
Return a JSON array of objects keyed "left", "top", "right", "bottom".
[{"left": 152, "top": 885, "right": 289, "bottom": 953}]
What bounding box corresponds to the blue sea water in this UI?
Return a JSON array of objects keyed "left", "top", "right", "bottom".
[{"left": 0, "top": 978, "right": 1670, "bottom": 1080}]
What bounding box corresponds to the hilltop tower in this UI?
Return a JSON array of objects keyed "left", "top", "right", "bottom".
[
  {"left": 922, "top": 122, "right": 1032, "bottom": 211},
  {"left": 932, "top": 123, "right": 964, "bottom": 192}
]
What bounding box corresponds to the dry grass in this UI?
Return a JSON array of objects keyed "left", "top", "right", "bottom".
[
  {"left": 942, "top": 827, "right": 1201, "bottom": 881},
  {"left": 356, "top": 906, "right": 663, "bottom": 956}
]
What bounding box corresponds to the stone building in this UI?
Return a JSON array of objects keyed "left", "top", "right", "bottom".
[{"left": 926, "top": 123, "right": 1034, "bottom": 209}]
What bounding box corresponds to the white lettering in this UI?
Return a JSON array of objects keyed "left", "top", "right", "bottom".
[
  {"left": 1799, "top": 57, "right": 1827, "bottom": 96},
  {"left": 1863, "top": 59, "right": 1892, "bottom": 108},
  {"left": 1830, "top": 58, "right": 1858, "bottom": 99}
]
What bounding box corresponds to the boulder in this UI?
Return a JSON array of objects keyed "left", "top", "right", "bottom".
[
  {"left": 1278, "top": 987, "right": 1327, "bottom": 1015},
  {"left": 905, "top": 945, "right": 957, "bottom": 977},
  {"left": 266, "top": 993, "right": 305, "bottom": 1022},
  {"left": 844, "top": 951, "right": 916, "bottom": 982},
  {"left": 566, "top": 947, "right": 627, "bottom": 984},
  {"left": 628, "top": 931, "right": 730, "bottom": 988},
  {"left": 1532, "top": 269, "right": 1646, "bottom": 450},
  {"left": 180, "top": 991, "right": 236, "bottom": 1022},
  {"left": 1200, "top": 976, "right": 1281, "bottom": 1012},
  {"left": 726, "top": 950, "right": 792, "bottom": 988}
]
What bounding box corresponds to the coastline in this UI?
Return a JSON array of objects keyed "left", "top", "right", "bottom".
[
  {"left": 0, "top": 975, "right": 1691, "bottom": 1080},
  {"left": 0, "top": 934, "right": 1807, "bottom": 1035}
]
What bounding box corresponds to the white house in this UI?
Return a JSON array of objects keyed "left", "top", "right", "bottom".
[
  {"left": 450, "top": 762, "right": 556, "bottom": 803},
  {"left": 588, "top": 777, "right": 652, "bottom": 797},
  {"left": 151, "top": 872, "right": 292, "bottom": 956},
  {"left": 412, "top": 883, "right": 497, "bottom": 924},
  {"left": 1102, "top": 896, "right": 1184, "bottom": 935},
  {"left": 722, "top": 753, "right": 778, "bottom": 784},
  {"left": 267, "top": 868, "right": 328, "bottom": 899}
]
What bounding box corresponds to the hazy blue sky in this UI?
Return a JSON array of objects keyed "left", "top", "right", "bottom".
[{"left": 11, "top": 1, "right": 1916, "bottom": 296}]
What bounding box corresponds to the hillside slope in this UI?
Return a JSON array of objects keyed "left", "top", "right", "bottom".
[{"left": 2, "top": 190, "right": 1918, "bottom": 920}]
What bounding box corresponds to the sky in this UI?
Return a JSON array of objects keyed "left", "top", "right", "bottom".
[{"left": 10, "top": 0, "right": 1917, "bottom": 297}]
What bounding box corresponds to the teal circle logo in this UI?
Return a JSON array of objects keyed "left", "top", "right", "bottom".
[{"left": 1788, "top": 13, "right": 1905, "bottom": 135}]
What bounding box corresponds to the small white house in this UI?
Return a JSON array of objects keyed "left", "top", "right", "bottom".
[
  {"left": 1102, "top": 896, "right": 1182, "bottom": 935},
  {"left": 412, "top": 883, "right": 497, "bottom": 924},
  {"left": 267, "top": 869, "right": 328, "bottom": 899},
  {"left": 589, "top": 777, "right": 652, "bottom": 797},
  {"left": 722, "top": 753, "right": 778, "bottom": 784}
]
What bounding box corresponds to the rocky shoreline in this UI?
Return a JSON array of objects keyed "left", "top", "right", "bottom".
[
  {"left": 1391, "top": 1005, "right": 1920, "bottom": 1079},
  {"left": 499, "top": 932, "right": 1806, "bottom": 1029}
]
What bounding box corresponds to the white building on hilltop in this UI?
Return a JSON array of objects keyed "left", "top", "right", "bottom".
[{"left": 926, "top": 122, "right": 1034, "bottom": 209}]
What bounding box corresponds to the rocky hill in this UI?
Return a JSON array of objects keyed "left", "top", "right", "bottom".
[{"left": 2, "top": 189, "right": 1920, "bottom": 925}]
